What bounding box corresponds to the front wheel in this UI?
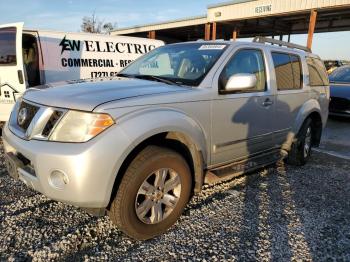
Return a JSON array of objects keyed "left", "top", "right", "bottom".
[
  {"left": 108, "top": 146, "right": 192, "bottom": 240},
  {"left": 287, "top": 118, "right": 314, "bottom": 166}
]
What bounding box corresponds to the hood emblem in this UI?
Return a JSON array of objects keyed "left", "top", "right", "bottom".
[{"left": 18, "top": 107, "right": 28, "bottom": 126}]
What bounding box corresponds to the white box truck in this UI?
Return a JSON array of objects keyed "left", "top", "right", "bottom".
[{"left": 0, "top": 22, "right": 164, "bottom": 122}]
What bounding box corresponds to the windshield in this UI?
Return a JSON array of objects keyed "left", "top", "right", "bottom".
[
  {"left": 120, "top": 43, "right": 228, "bottom": 86},
  {"left": 329, "top": 66, "right": 350, "bottom": 83}
]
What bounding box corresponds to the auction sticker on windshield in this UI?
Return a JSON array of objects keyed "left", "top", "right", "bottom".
[{"left": 198, "top": 44, "right": 226, "bottom": 50}]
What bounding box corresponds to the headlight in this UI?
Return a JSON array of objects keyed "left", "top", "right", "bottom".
[
  {"left": 9, "top": 97, "right": 22, "bottom": 125},
  {"left": 49, "top": 111, "right": 114, "bottom": 142}
]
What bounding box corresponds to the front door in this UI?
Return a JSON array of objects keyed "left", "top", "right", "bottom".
[
  {"left": 0, "top": 22, "right": 25, "bottom": 122},
  {"left": 211, "top": 48, "right": 276, "bottom": 166}
]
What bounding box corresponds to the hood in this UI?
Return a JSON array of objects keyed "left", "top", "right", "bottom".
[
  {"left": 330, "top": 82, "right": 350, "bottom": 99},
  {"left": 24, "top": 77, "right": 190, "bottom": 111}
]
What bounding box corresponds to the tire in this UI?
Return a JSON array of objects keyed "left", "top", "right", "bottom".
[
  {"left": 108, "top": 145, "right": 192, "bottom": 240},
  {"left": 287, "top": 118, "right": 314, "bottom": 166}
]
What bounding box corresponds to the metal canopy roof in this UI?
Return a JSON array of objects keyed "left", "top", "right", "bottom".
[
  {"left": 111, "top": 0, "right": 350, "bottom": 44},
  {"left": 207, "top": 0, "right": 257, "bottom": 9},
  {"left": 112, "top": 15, "right": 207, "bottom": 34}
]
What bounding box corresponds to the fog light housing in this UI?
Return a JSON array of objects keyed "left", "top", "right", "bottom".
[{"left": 49, "top": 170, "right": 69, "bottom": 190}]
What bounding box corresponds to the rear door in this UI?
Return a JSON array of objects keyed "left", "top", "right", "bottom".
[
  {"left": 0, "top": 22, "right": 26, "bottom": 122},
  {"left": 271, "top": 51, "right": 309, "bottom": 146}
]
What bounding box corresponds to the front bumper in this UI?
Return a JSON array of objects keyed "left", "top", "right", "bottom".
[{"left": 2, "top": 122, "right": 131, "bottom": 208}]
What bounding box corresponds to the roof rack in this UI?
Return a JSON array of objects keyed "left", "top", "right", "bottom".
[{"left": 253, "top": 36, "right": 311, "bottom": 52}]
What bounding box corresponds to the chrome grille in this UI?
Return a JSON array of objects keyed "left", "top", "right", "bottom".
[
  {"left": 41, "top": 110, "right": 64, "bottom": 137},
  {"left": 17, "top": 101, "right": 40, "bottom": 130},
  {"left": 9, "top": 99, "right": 67, "bottom": 141}
]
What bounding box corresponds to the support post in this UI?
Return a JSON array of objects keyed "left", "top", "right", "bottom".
[
  {"left": 212, "top": 22, "right": 217, "bottom": 40},
  {"left": 204, "top": 23, "right": 211, "bottom": 40},
  {"left": 232, "top": 26, "right": 239, "bottom": 41},
  {"left": 148, "top": 30, "right": 156, "bottom": 39},
  {"left": 307, "top": 9, "right": 317, "bottom": 50}
]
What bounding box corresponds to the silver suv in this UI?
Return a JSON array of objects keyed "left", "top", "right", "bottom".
[{"left": 2, "top": 38, "right": 329, "bottom": 240}]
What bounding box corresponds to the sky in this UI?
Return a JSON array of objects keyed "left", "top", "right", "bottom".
[{"left": 0, "top": 0, "right": 349, "bottom": 60}]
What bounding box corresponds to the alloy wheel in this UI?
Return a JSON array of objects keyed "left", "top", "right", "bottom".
[
  {"left": 135, "top": 168, "right": 182, "bottom": 224},
  {"left": 304, "top": 127, "right": 312, "bottom": 158}
]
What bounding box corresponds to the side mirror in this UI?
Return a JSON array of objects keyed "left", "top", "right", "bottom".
[{"left": 225, "top": 73, "right": 257, "bottom": 91}]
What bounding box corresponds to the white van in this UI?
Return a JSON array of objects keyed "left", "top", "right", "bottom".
[{"left": 0, "top": 22, "right": 164, "bottom": 122}]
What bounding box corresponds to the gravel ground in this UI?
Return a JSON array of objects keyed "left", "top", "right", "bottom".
[{"left": 0, "top": 141, "right": 350, "bottom": 261}]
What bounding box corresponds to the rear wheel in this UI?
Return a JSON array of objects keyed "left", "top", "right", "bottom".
[
  {"left": 108, "top": 146, "right": 192, "bottom": 240},
  {"left": 287, "top": 118, "right": 314, "bottom": 166}
]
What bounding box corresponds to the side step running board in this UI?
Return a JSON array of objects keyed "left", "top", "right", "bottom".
[{"left": 204, "top": 149, "right": 287, "bottom": 184}]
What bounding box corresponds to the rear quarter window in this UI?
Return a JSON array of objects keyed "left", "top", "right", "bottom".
[
  {"left": 0, "top": 27, "right": 17, "bottom": 66},
  {"left": 306, "top": 57, "right": 329, "bottom": 86}
]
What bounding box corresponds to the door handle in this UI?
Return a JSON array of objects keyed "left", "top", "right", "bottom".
[
  {"left": 262, "top": 98, "right": 273, "bottom": 107},
  {"left": 18, "top": 70, "right": 24, "bottom": 85}
]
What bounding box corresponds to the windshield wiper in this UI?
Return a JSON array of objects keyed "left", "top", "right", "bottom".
[
  {"left": 133, "top": 74, "right": 183, "bottom": 86},
  {"left": 117, "top": 73, "right": 134, "bottom": 78},
  {"left": 117, "top": 73, "right": 184, "bottom": 86}
]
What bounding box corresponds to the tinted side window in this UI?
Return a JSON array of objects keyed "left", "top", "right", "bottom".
[
  {"left": 0, "top": 27, "right": 17, "bottom": 66},
  {"left": 307, "top": 57, "right": 329, "bottom": 86},
  {"left": 219, "top": 49, "right": 266, "bottom": 92},
  {"left": 272, "top": 53, "right": 294, "bottom": 90}
]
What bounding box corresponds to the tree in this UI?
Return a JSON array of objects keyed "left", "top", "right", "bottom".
[
  {"left": 81, "top": 12, "right": 117, "bottom": 34},
  {"left": 102, "top": 22, "right": 117, "bottom": 33}
]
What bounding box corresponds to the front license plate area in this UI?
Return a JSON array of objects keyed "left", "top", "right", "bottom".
[{"left": 4, "top": 152, "right": 24, "bottom": 180}]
